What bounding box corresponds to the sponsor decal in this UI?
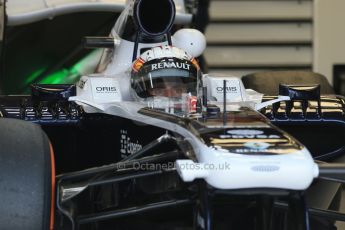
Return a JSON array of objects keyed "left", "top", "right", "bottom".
[
  {"left": 227, "top": 130, "right": 264, "bottom": 135},
  {"left": 251, "top": 165, "right": 280, "bottom": 172},
  {"left": 244, "top": 142, "right": 270, "bottom": 150},
  {"left": 78, "top": 78, "right": 87, "bottom": 89},
  {"left": 219, "top": 134, "right": 281, "bottom": 139},
  {"left": 95, "top": 86, "right": 117, "bottom": 93},
  {"left": 90, "top": 77, "right": 122, "bottom": 102},
  {"left": 208, "top": 78, "right": 244, "bottom": 102},
  {"left": 133, "top": 46, "right": 200, "bottom": 74},
  {"left": 120, "top": 129, "right": 143, "bottom": 158},
  {"left": 216, "top": 86, "right": 238, "bottom": 93},
  {"left": 151, "top": 62, "right": 191, "bottom": 71},
  {"left": 235, "top": 148, "right": 271, "bottom": 153}
]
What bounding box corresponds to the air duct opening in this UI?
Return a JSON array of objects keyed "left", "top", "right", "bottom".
[{"left": 135, "top": 0, "right": 175, "bottom": 36}]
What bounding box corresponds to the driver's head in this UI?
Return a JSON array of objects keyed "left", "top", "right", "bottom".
[{"left": 131, "top": 46, "right": 201, "bottom": 101}]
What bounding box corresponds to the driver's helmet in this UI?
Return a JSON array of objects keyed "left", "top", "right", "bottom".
[{"left": 131, "top": 46, "right": 201, "bottom": 103}]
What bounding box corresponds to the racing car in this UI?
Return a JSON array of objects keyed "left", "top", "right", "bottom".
[{"left": 0, "top": 0, "right": 345, "bottom": 230}]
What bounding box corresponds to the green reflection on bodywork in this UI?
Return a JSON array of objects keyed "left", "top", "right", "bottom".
[
  {"left": 39, "top": 69, "right": 70, "bottom": 84},
  {"left": 26, "top": 64, "right": 82, "bottom": 85},
  {"left": 25, "top": 67, "right": 47, "bottom": 84},
  {"left": 25, "top": 67, "right": 79, "bottom": 85},
  {"left": 25, "top": 49, "right": 100, "bottom": 86}
]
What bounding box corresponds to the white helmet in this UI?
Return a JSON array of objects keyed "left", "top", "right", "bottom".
[{"left": 131, "top": 46, "right": 201, "bottom": 100}]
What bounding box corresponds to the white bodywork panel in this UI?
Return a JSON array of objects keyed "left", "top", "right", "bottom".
[
  {"left": 76, "top": 75, "right": 123, "bottom": 103},
  {"left": 203, "top": 74, "right": 248, "bottom": 102},
  {"left": 6, "top": 0, "right": 192, "bottom": 25},
  {"left": 69, "top": 76, "right": 317, "bottom": 190},
  {"left": 69, "top": 94, "right": 319, "bottom": 190}
]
